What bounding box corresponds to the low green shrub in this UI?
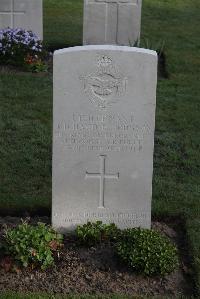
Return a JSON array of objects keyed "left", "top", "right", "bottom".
[
  {"left": 76, "top": 221, "right": 120, "bottom": 247},
  {"left": 3, "top": 222, "right": 63, "bottom": 270},
  {"left": 116, "top": 228, "right": 179, "bottom": 276}
]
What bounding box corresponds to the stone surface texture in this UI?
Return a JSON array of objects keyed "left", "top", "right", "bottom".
[
  {"left": 52, "top": 45, "right": 157, "bottom": 232},
  {"left": 0, "top": 0, "right": 43, "bottom": 39},
  {"left": 83, "top": 0, "right": 142, "bottom": 46}
]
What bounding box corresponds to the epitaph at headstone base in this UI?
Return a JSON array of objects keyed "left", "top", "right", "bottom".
[{"left": 52, "top": 46, "right": 157, "bottom": 232}]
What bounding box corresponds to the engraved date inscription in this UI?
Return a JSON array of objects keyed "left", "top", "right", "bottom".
[{"left": 55, "top": 113, "right": 152, "bottom": 153}]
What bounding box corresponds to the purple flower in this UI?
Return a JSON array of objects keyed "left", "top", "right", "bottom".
[{"left": 0, "top": 27, "right": 43, "bottom": 57}]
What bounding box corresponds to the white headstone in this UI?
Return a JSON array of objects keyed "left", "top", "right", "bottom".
[
  {"left": 83, "top": 0, "right": 142, "bottom": 46},
  {"left": 52, "top": 45, "right": 157, "bottom": 232},
  {"left": 0, "top": 0, "right": 43, "bottom": 39}
]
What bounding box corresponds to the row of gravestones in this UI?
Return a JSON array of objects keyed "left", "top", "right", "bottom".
[
  {"left": 0, "top": 0, "right": 142, "bottom": 45},
  {"left": 0, "top": 0, "right": 157, "bottom": 233}
]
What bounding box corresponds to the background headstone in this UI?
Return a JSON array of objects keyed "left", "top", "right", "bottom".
[
  {"left": 53, "top": 45, "right": 157, "bottom": 232},
  {"left": 83, "top": 0, "right": 142, "bottom": 46},
  {"left": 0, "top": 0, "right": 43, "bottom": 39}
]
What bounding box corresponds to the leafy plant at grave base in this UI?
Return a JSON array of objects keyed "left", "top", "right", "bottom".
[
  {"left": 0, "top": 28, "right": 48, "bottom": 72},
  {"left": 116, "top": 228, "right": 179, "bottom": 276},
  {"left": 129, "top": 38, "right": 165, "bottom": 57},
  {"left": 129, "top": 38, "right": 140, "bottom": 48},
  {"left": 76, "top": 221, "right": 121, "bottom": 247},
  {"left": 24, "top": 53, "right": 48, "bottom": 73},
  {"left": 2, "top": 221, "right": 63, "bottom": 270},
  {"left": 141, "top": 38, "right": 166, "bottom": 58}
]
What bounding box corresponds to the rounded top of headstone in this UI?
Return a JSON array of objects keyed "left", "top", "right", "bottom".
[{"left": 54, "top": 45, "right": 157, "bottom": 58}]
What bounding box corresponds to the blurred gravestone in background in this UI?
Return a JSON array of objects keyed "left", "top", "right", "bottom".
[
  {"left": 0, "top": 0, "right": 43, "bottom": 39},
  {"left": 83, "top": 0, "right": 142, "bottom": 45}
]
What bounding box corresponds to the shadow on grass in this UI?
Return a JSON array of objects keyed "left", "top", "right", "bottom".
[{"left": 153, "top": 214, "right": 198, "bottom": 297}]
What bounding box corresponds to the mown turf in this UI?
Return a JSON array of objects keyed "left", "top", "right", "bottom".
[
  {"left": 0, "top": 294, "right": 137, "bottom": 299},
  {"left": 0, "top": 0, "right": 200, "bottom": 297},
  {"left": 0, "top": 294, "right": 194, "bottom": 299},
  {"left": 142, "top": 0, "right": 200, "bottom": 293},
  {"left": 43, "top": 0, "right": 83, "bottom": 49},
  {"left": 0, "top": 72, "right": 52, "bottom": 215}
]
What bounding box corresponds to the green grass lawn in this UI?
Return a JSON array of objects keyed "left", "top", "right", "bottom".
[
  {"left": 0, "top": 0, "right": 200, "bottom": 297},
  {"left": 0, "top": 292, "right": 192, "bottom": 299},
  {"left": 0, "top": 292, "right": 142, "bottom": 299},
  {"left": 0, "top": 296, "right": 168, "bottom": 299}
]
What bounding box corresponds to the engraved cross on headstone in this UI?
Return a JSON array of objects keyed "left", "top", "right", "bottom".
[
  {"left": 85, "top": 155, "right": 119, "bottom": 208},
  {"left": 94, "top": 0, "right": 138, "bottom": 43},
  {"left": 0, "top": 0, "right": 25, "bottom": 28}
]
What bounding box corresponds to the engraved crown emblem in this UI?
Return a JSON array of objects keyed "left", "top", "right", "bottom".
[
  {"left": 97, "top": 55, "right": 112, "bottom": 67},
  {"left": 81, "top": 55, "right": 127, "bottom": 109}
]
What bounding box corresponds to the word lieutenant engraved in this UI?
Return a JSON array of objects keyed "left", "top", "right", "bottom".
[
  {"left": 81, "top": 55, "right": 127, "bottom": 109},
  {"left": 85, "top": 155, "right": 119, "bottom": 208}
]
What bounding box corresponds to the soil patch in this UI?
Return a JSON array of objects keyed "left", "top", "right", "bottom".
[{"left": 0, "top": 217, "right": 195, "bottom": 297}]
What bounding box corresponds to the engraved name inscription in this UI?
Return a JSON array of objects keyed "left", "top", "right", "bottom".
[{"left": 55, "top": 113, "right": 152, "bottom": 153}]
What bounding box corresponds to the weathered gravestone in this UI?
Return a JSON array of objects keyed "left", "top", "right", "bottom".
[
  {"left": 83, "top": 0, "right": 142, "bottom": 46},
  {"left": 0, "top": 0, "right": 43, "bottom": 39},
  {"left": 52, "top": 45, "right": 157, "bottom": 232}
]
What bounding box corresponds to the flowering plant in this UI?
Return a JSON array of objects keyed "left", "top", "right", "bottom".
[
  {"left": 0, "top": 28, "right": 47, "bottom": 71},
  {"left": 24, "top": 53, "right": 48, "bottom": 73}
]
